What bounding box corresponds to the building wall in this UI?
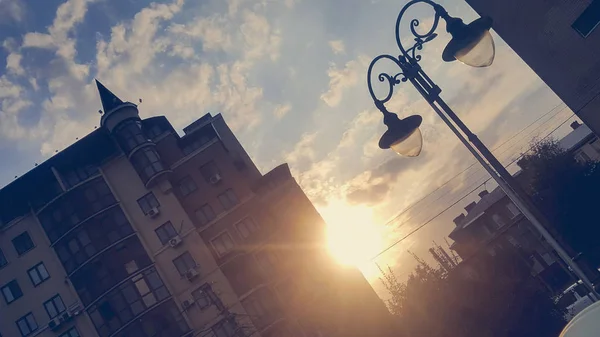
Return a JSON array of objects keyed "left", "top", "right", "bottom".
[
  {"left": 465, "top": 0, "right": 600, "bottom": 134},
  {"left": 101, "top": 153, "right": 251, "bottom": 334},
  {"left": 0, "top": 215, "right": 98, "bottom": 337}
]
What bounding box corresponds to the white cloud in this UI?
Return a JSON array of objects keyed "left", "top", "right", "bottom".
[
  {"left": 329, "top": 39, "right": 345, "bottom": 54},
  {"left": 320, "top": 56, "right": 369, "bottom": 107},
  {"left": 6, "top": 53, "right": 24, "bottom": 75},
  {"left": 273, "top": 103, "right": 291, "bottom": 119}
]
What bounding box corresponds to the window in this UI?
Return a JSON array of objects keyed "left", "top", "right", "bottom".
[
  {"left": 12, "top": 231, "right": 34, "bottom": 256},
  {"left": 0, "top": 248, "right": 7, "bottom": 269},
  {"left": 200, "top": 161, "right": 220, "bottom": 182},
  {"left": 16, "top": 313, "right": 38, "bottom": 337},
  {"left": 28, "top": 262, "right": 50, "bottom": 286},
  {"left": 573, "top": 0, "right": 600, "bottom": 37},
  {"left": 492, "top": 214, "right": 505, "bottom": 228},
  {"left": 212, "top": 318, "right": 240, "bottom": 337},
  {"left": 576, "top": 150, "right": 592, "bottom": 162},
  {"left": 195, "top": 204, "right": 216, "bottom": 226},
  {"left": 590, "top": 138, "right": 600, "bottom": 152},
  {"left": 131, "top": 147, "right": 165, "bottom": 183},
  {"left": 155, "top": 221, "right": 179, "bottom": 245},
  {"left": 218, "top": 189, "right": 239, "bottom": 210},
  {"left": 235, "top": 218, "right": 259, "bottom": 239},
  {"left": 38, "top": 179, "right": 116, "bottom": 243},
  {"left": 173, "top": 252, "right": 197, "bottom": 276},
  {"left": 192, "top": 284, "right": 218, "bottom": 310},
  {"left": 59, "top": 328, "right": 81, "bottom": 337},
  {"left": 146, "top": 124, "right": 164, "bottom": 140},
  {"left": 1, "top": 280, "right": 23, "bottom": 304},
  {"left": 211, "top": 232, "right": 235, "bottom": 257},
  {"left": 87, "top": 267, "right": 170, "bottom": 337},
  {"left": 115, "top": 121, "right": 150, "bottom": 153},
  {"left": 506, "top": 203, "right": 521, "bottom": 218},
  {"left": 44, "top": 294, "right": 66, "bottom": 319},
  {"left": 178, "top": 176, "right": 197, "bottom": 196},
  {"left": 55, "top": 208, "right": 134, "bottom": 274},
  {"left": 138, "top": 192, "right": 160, "bottom": 215},
  {"left": 62, "top": 165, "right": 99, "bottom": 190}
]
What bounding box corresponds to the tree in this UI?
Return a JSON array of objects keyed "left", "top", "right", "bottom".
[
  {"left": 518, "top": 139, "right": 600, "bottom": 268},
  {"left": 380, "top": 248, "right": 566, "bottom": 337}
]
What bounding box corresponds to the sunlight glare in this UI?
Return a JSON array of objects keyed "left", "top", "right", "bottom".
[{"left": 321, "top": 201, "right": 383, "bottom": 275}]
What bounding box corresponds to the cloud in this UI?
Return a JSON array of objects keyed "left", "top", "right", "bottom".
[
  {"left": 329, "top": 39, "right": 345, "bottom": 54},
  {"left": 273, "top": 103, "right": 291, "bottom": 119},
  {"left": 283, "top": 132, "right": 318, "bottom": 169},
  {"left": 0, "top": 0, "right": 25, "bottom": 23},
  {"left": 6, "top": 53, "right": 24, "bottom": 75},
  {"left": 320, "top": 56, "right": 368, "bottom": 107}
]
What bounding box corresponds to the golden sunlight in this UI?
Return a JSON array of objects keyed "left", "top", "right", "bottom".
[{"left": 321, "top": 201, "right": 384, "bottom": 277}]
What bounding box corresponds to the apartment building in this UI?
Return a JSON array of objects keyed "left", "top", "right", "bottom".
[
  {"left": 0, "top": 81, "right": 395, "bottom": 337},
  {"left": 463, "top": 0, "right": 600, "bottom": 135}
]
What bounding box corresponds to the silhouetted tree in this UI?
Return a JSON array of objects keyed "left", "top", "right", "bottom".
[
  {"left": 518, "top": 139, "right": 600, "bottom": 268},
  {"left": 380, "top": 249, "right": 566, "bottom": 337}
]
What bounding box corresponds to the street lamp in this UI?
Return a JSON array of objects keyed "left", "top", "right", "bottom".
[{"left": 367, "top": 0, "right": 600, "bottom": 300}]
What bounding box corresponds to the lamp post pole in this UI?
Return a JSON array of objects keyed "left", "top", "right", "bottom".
[{"left": 367, "top": 0, "right": 599, "bottom": 301}]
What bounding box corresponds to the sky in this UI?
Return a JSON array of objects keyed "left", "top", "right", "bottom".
[{"left": 0, "top": 0, "right": 580, "bottom": 295}]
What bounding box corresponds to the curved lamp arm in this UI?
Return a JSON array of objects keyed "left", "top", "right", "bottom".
[{"left": 367, "top": 0, "right": 448, "bottom": 108}]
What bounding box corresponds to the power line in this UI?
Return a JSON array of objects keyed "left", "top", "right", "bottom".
[
  {"left": 371, "top": 180, "right": 488, "bottom": 260},
  {"left": 379, "top": 104, "right": 570, "bottom": 230},
  {"left": 371, "top": 112, "right": 579, "bottom": 261}
]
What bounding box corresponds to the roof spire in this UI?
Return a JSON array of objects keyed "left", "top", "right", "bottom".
[{"left": 95, "top": 79, "right": 124, "bottom": 113}]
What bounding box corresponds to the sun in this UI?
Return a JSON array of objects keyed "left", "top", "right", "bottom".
[{"left": 320, "top": 201, "right": 383, "bottom": 274}]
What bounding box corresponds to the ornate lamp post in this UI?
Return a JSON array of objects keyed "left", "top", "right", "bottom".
[{"left": 367, "top": 0, "right": 599, "bottom": 300}]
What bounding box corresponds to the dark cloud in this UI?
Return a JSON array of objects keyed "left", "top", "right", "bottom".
[{"left": 346, "top": 156, "right": 425, "bottom": 205}]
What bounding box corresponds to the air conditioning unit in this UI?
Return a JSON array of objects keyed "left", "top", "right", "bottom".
[
  {"left": 68, "top": 303, "right": 82, "bottom": 316},
  {"left": 168, "top": 235, "right": 183, "bottom": 248},
  {"left": 147, "top": 207, "right": 160, "bottom": 218},
  {"left": 209, "top": 174, "right": 222, "bottom": 185},
  {"left": 182, "top": 299, "right": 194, "bottom": 310},
  {"left": 185, "top": 268, "right": 200, "bottom": 281},
  {"left": 59, "top": 311, "right": 72, "bottom": 322},
  {"left": 48, "top": 317, "right": 61, "bottom": 331}
]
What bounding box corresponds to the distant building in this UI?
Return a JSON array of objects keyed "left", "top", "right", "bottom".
[
  {"left": 448, "top": 119, "right": 600, "bottom": 292},
  {"left": 464, "top": 0, "right": 600, "bottom": 135},
  {"left": 559, "top": 121, "right": 600, "bottom": 163},
  {"left": 0, "top": 81, "right": 395, "bottom": 337}
]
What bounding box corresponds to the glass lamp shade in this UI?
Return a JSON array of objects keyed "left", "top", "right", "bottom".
[
  {"left": 454, "top": 30, "right": 495, "bottom": 67},
  {"left": 378, "top": 114, "right": 423, "bottom": 157},
  {"left": 390, "top": 127, "right": 423, "bottom": 157},
  {"left": 442, "top": 16, "right": 495, "bottom": 67}
]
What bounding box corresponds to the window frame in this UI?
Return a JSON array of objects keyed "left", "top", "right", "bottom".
[
  {"left": 155, "top": 221, "right": 179, "bottom": 245},
  {"left": 44, "top": 294, "right": 67, "bottom": 319},
  {"left": 27, "top": 262, "right": 50, "bottom": 287},
  {"left": 218, "top": 189, "right": 239, "bottom": 211},
  {"left": 178, "top": 176, "right": 198, "bottom": 197},
  {"left": 137, "top": 192, "right": 160, "bottom": 215},
  {"left": 0, "top": 248, "right": 7, "bottom": 269},
  {"left": 195, "top": 203, "right": 216, "bottom": 226},
  {"left": 16, "top": 312, "right": 38, "bottom": 337},
  {"left": 235, "top": 218, "right": 259, "bottom": 239},
  {"left": 211, "top": 231, "right": 235, "bottom": 257},
  {"left": 1, "top": 279, "right": 23, "bottom": 304},
  {"left": 172, "top": 251, "right": 198, "bottom": 276},
  {"left": 572, "top": 0, "right": 600, "bottom": 37},
  {"left": 12, "top": 231, "right": 35, "bottom": 256}
]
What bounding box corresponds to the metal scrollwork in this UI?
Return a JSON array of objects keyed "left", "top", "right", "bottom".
[
  {"left": 367, "top": 54, "right": 407, "bottom": 105},
  {"left": 367, "top": 0, "right": 446, "bottom": 109},
  {"left": 395, "top": 0, "right": 445, "bottom": 62}
]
